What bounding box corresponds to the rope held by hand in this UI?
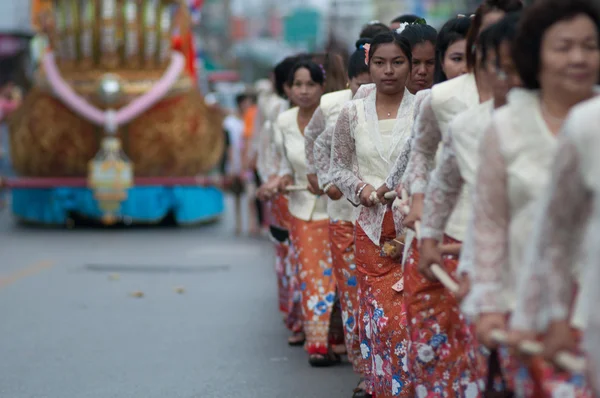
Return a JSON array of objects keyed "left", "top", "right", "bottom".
[{"left": 408, "top": 204, "right": 585, "bottom": 374}]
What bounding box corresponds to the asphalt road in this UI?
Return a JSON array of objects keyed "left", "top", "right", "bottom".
[{"left": 0, "top": 197, "right": 357, "bottom": 398}]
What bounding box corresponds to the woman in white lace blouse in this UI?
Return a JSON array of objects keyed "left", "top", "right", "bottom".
[
  {"left": 505, "top": 95, "right": 600, "bottom": 395},
  {"left": 330, "top": 31, "right": 415, "bottom": 397},
  {"left": 415, "top": 14, "right": 522, "bottom": 395},
  {"left": 394, "top": 7, "right": 524, "bottom": 395},
  {"left": 417, "top": 13, "right": 523, "bottom": 306},
  {"left": 309, "top": 41, "right": 374, "bottom": 395},
  {"left": 254, "top": 56, "right": 303, "bottom": 345},
  {"left": 469, "top": 0, "right": 600, "bottom": 394}
]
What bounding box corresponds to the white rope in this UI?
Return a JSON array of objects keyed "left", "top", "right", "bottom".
[
  {"left": 285, "top": 185, "right": 308, "bottom": 192},
  {"left": 384, "top": 191, "right": 397, "bottom": 200}
]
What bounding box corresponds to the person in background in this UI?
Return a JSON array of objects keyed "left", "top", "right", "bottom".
[
  {"left": 224, "top": 94, "right": 247, "bottom": 235},
  {"left": 256, "top": 55, "right": 304, "bottom": 344},
  {"left": 432, "top": 15, "right": 471, "bottom": 84},
  {"left": 359, "top": 21, "right": 391, "bottom": 40},
  {"left": 239, "top": 93, "right": 263, "bottom": 235},
  {"left": 397, "top": 22, "right": 438, "bottom": 94},
  {"left": 390, "top": 14, "right": 422, "bottom": 30},
  {"left": 275, "top": 60, "right": 334, "bottom": 366}
]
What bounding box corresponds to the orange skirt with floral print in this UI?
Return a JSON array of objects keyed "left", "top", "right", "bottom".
[
  {"left": 289, "top": 216, "right": 336, "bottom": 355},
  {"left": 355, "top": 211, "right": 412, "bottom": 398},
  {"left": 404, "top": 235, "right": 486, "bottom": 397},
  {"left": 329, "top": 220, "right": 364, "bottom": 374},
  {"left": 268, "top": 196, "right": 302, "bottom": 331}
]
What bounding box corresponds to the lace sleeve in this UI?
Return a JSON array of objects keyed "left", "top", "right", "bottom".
[
  {"left": 385, "top": 91, "right": 429, "bottom": 190},
  {"left": 403, "top": 95, "right": 441, "bottom": 194},
  {"left": 510, "top": 136, "right": 592, "bottom": 330},
  {"left": 421, "top": 130, "right": 464, "bottom": 242},
  {"left": 273, "top": 121, "right": 293, "bottom": 177},
  {"left": 384, "top": 139, "right": 412, "bottom": 190},
  {"left": 314, "top": 125, "right": 333, "bottom": 187},
  {"left": 354, "top": 83, "right": 375, "bottom": 100},
  {"left": 330, "top": 103, "right": 362, "bottom": 206},
  {"left": 470, "top": 123, "right": 511, "bottom": 314},
  {"left": 305, "top": 106, "right": 326, "bottom": 176}
]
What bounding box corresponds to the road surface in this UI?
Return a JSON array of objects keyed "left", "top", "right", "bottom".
[{"left": 0, "top": 198, "right": 357, "bottom": 398}]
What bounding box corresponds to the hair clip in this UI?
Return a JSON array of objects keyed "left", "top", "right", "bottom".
[
  {"left": 362, "top": 43, "right": 371, "bottom": 65},
  {"left": 319, "top": 64, "right": 327, "bottom": 80},
  {"left": 368, "top": 20, "right": 381, "bottom": 25},
  {"left": 396, "top": 22, "right": 409, "bottom": 34}
]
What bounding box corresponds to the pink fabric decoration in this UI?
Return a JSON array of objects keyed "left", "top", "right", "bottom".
[{"left": 43, "top": 52, "right": 185, "bottom": 130}]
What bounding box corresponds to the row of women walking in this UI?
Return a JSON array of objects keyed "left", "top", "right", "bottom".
[{"left": 251, "top": 0, "right": 600, "bottom": 396}]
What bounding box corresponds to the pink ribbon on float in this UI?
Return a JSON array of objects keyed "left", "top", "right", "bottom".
[{"left": 42, "top": 52, "right": 185, "bottom": 129}]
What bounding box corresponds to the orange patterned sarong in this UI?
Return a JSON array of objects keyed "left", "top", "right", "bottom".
[
  {"left": 499, "top": 324, "right": 593, "bottom": 397},
  {"left": 355, "top": 211, "right": 411, "bottom": 398},
  {"left": 289, "top": 216, "right": 336, "bottom": 355},
  {"left": 329, "top": 220, "right": 365, "bottom": 374},
  {"left": 404, "top": 235, "right": 486, "bottom": 396},
  {"left": 268, "top": 196, "right": 302, "bottom": 331}
]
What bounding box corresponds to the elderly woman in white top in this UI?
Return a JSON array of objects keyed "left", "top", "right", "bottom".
[
  {"left": 470, "top": 0, "right": 600, "bottom": 394},
  {"left": 330, "top": 31, "right": 415, "bottom": 397},
  {"left": 506, "top": 95, "right": 600, "bottom": 396}
]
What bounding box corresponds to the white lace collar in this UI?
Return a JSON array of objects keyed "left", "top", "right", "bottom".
[{"left": 362, "top": 87, "right": 415, "bottom": 163}]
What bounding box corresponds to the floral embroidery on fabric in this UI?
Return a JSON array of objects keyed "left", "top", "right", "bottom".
[
  {"left": 290, "top": 217, "right": 336, "bottom": 355},
  {"left": 405, "top": 237, "right": 486, "bottom": 397}
]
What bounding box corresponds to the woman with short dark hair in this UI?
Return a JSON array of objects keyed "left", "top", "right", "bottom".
[
  {"left": 276, "top": 60, "right": 338, "bottom": 367},
  {"left": 468, "top": 0, "right": 599, "bottom": 394}
]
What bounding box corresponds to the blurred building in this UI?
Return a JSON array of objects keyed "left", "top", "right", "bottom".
[{"left": 0, "top": 0, "right": 35, "bottom": 89}]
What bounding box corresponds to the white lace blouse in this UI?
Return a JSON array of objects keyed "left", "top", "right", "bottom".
[
  {"left": 274, "top": 107, "right": 328, "bottom": 221},
  {"left": 470, "top": 88, "right": 559, "bottom": 316},
  {"left": 312, "top": 87, "right": 377, "bottom": 223},
  {"left": 257, "top": 97, "right": 290, "bottom": 181},
  {"left": 330, "top": 88, "right": 415, "bottom": 244},
  {"left": 420, "top": 100, "right": 494, "bottom": 242},
  {"left": 385, "top": 89, "right": 431, "bottom": 190},
  {"left": 509, "top": 96, "right": 600, "bottom": 332},
  {"left": 304, "top": 90, "right": 352, "bottom": 177},
  {"left": 400, "top": 73, "right": 479, "bottom": 241}
]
